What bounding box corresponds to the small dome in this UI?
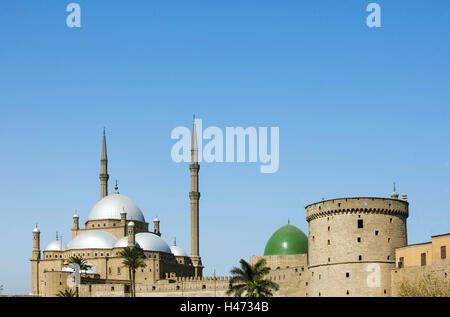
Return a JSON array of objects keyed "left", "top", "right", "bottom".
[
  {"left": 45, "top": 240, "right": 68, "bottom": 251},
  {"left": 391, "top": 191, "right": 399, "bottom": 199},
  {"left": 128, "top": 221, "right": 135, "bottom": 227},
  {"left": 33, "top": 227, "right": 40, "bottom": 233},
  {"left": 154, "top": 217, "right": 160, "bottom": 222},
  {"left": 67, "top": 230, "right": 117, "bottom": 250},
  {"left": 264, "top": 224, "right": 308, "bottom": 256},
  {"left": 62, "top": 262, "right": 97, "bottom": 274},
  {"left": 114, "top": 232, "right": 171, "bottom": 253},
  {"left": 88, "top": 192, "right": 145, "bottom": 222},
  {"left": 73, "top": 212, "right": 79, "bottom": 218},
  {"left": 170, "top": 245, "right": 188, "bottom": 257}
]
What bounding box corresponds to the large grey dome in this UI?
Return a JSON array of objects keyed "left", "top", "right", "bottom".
[
  {"left": 88, "top": 192, "right": 145, "bottom": 222},
  {"left": 114, "top": 232, "right": 171, "bottom": 253},
  {"left": 45, "top": 240, "right": 68, "bottom": 251},
  {"left": 67, "top": 230, "right": 117, "bottom": 250}
]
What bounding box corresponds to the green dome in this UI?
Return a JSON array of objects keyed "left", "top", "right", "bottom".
[{"left": 264, "top": 224, "right": 308, "bottom": 256}]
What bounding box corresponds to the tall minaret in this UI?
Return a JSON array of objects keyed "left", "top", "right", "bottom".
[
  {"left": 31, "top": 225, "right": 41, "bottom": 296},
  {"left": 99, "top": 128, "right": 109, "bottom": 199},
  {"left": 189, "top": 116, "right": 203, "bottom": 276}
]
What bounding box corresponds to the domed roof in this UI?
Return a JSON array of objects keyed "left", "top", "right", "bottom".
[
  {"left": 45, "top": 240, "right": 68, "bottom": 251},
  {"left": 67, "top": 230, "right": 117, "bottom": 250},
  {"left": 264, "top": 224, "right": 308, "bottom": 256},
  {"left": 170, "top": 245, "right": 188, "bottom": 257},
  {"left": 88, "top": 192, "right": 145, "bottom": 222},
  {"left": 114, "top": 232, "right": 171, "bottom": 253}
]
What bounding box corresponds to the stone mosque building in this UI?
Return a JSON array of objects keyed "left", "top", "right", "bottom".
[{"left": 30, "top": 120, "right": 449, "bottom": 297}]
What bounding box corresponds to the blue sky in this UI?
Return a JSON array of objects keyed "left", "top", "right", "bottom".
[{"left": 0, "top": 1, "right": 449, "bottom": 294}]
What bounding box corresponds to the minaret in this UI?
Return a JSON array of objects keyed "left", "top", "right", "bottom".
[
  {"left": 153, "top": 217, "right": 161, "bottom": 236},
  {"left": 99, "top": 128, "right": 109, "bottom": 199},
  {"left": 127, "top": 222, "right": 135, "bottom": 247},
  {"left": 72, "top": 211, "right": 79, "bottom": 239},
  {"left": 31, "top": 225, "right": 41, "bottom": 296},
  {"left": 32, "top": 225, "right": 41, "bottom": 260},
  {"left": 189, "top": 116, "right": 203, "bottom": 276}
]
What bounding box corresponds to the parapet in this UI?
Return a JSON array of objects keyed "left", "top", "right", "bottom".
[{"left": 305, "top": 197, "right": 409, "bottom": 222}]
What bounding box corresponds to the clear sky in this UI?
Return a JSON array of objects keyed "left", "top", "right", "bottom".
[{"left": 0, "top": 1, "right": 449, "bottom": 295}]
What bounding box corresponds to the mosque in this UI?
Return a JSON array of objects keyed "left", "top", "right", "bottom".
[{"left": 30, "top": 119, "right": 449, "bottom": 297}]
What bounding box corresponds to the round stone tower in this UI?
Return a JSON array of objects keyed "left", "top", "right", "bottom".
[{"left": 305, "top": 196, "right": 408, "bottom": 297}]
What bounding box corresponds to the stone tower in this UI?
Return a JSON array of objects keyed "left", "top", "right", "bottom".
[
  {"left": 31, "top": 226, "right": 41, "bottom": 296},
  {"left": 305, "top": 195, "right": 408, "bottom": 297},
  {"left": 72, "top": 211, "right": 79, "bottom": 239},
  {"left": 127, "top": 221, "right": 136, "bottom": 247},
  {"left": 153, "top": 217, "right": 161, "bottom": 236},
  {"left": 189, "top": 116, "right": 203, "bottom": 277},
  {"left": 99, "top": 128, "right": 109, "bottom": 199}
]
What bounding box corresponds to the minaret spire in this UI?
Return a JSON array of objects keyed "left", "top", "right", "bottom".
[
  {"left": 189, "top": 115, "right": 203, "bottom": 277},
  {"left": 99, "top": 128, "right": 109, "bottom": 199}
]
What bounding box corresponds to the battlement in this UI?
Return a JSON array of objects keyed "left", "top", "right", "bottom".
[{"left": 305, "top": 197, "right": 409, "bottom": 222}]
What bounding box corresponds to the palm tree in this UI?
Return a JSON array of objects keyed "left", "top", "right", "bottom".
[
  {"left": 227, "top": 259, "right": 279, "bottom": 297},
  {"left": 57, "top": 289, "right": 77, "bottom": 297},
  {"left": 66, "top": 255, "right": 92, "bottom": 297},
  {"left": 118, "top": 247, "right": 147, "bottom": 297}
]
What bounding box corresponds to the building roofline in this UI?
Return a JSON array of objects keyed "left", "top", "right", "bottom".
[
  {"left": 431, "top": 233, "right": 450, "bottom": 238},
  {"left": 304, "top": 196, "right": 407, "bottom": 208},
  {"left": 397, "top": 241, "right": 432, "bottom": 249}
]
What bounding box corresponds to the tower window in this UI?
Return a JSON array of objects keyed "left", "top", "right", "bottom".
[
  {"left": 357, "top": 237, "right": 361, "bottom": 243},
  {"left": 328, "top": 240, "right": 330, "bottom": 245},
  {"left": 359, "top": 255, "right": 362, "bottom": 261},
  {"left": 328, "top": 257, "right": 331, "bottom": 262},
  {"left": 390, "top": 218, "right": 393, "bottom": 223},
  {"left": 388, "top": 238, "right": 390, "bottom": 243},
  {"left": 328, "top": 226, "right": 330, "bottom": 231},
  {"left": 358, "top": 220, "right": 363, "bottom": 229},
  {"left": 375, "top": 230, "right": 379, "bottom": 236},
  {"left": 441, "top": 246, "right": 446, "bottom": 259},
  {"left": 346, "top": 290, "right": 349, "bottom": 295},
  {"left": 387, "top": 256, "right": 390, "bottom": 260},
  {"left": 346, "top": 272, "right": 350, "bottom": 278}
]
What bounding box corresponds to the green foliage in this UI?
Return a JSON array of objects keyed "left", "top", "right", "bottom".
[
  {"left": 227, "top": 259, "right": 279, "bottom": 297},
  {"left": 66, "top": 255, "right": 92, "bottom": 297},
  {"left": 56, "top": 289, "right": 76, "bottom": 297},
  {"left": 399, "top": 273, "right": 450, "bottom": 297},
  {"left": 67, "top": 255, "right": 92, "bottom": 272},
  {"left": 118, "top": 247, "right": 147, "bottom": 297}
]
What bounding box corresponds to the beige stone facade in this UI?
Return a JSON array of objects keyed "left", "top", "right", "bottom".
[{"left": 391, "top": 234, "right": 450, "bottom": 296}]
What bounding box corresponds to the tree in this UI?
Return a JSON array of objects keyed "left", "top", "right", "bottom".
[
  {"left": 399, "top": 273, "right": 450, "bottom": 297},
  {"left": 227, "top": 259, "right": 279, "bottom": 297},
  {"left": 57, "top": 289, "right": 77, "bottom": 297},
  {"left": 118, "top": 247, "right": 147, "bottom": 297},
  {"left": 66, "top": 255, "right": 92, "bottom": 297}
]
